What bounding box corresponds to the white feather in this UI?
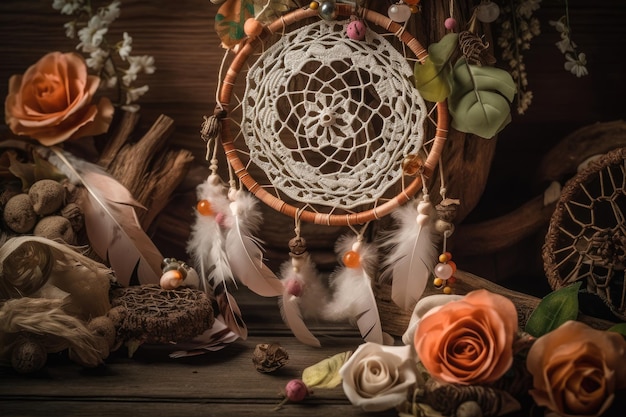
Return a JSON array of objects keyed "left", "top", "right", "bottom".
[
  {"left": 186, "top": 176, "right": 247, "bottom": 338},
  {"left": 380, "top": 197, "right": 439, "bottom": 311},
  {"left": 225, "top": 191, "right": 283, "bottom": 297},
  {"left": 42, "top": 147, "right": 162, "bottom": 286},
  {"left": 186, "top": 176, "right": 234, "bottom": 292},
  {"left": 278, "top": 253, "right": 328, "bottom": 347},
  {"left": 323, "top": 235, "right": 383, "bottom": 344}
]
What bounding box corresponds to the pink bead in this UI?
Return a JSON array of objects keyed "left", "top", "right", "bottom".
[
  {"left": 346, "top": 20, "right": 366, "bottom": 40},
  {"left": 285, "top": 279, "right": 303, "bottom": 297},
  {"left": 444, "top": 17, "right": 457, "bottom": 30},
  {"left": 285, "top": 379, "right": 308, "bottom": 402},
  {"left": 434, "top": 262, "right": 454, "bottom": 280}
]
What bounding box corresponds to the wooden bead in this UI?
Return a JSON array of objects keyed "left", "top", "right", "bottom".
[
  {"left": 244, "top": 18, "right": 263, "bottom": 37},
  {"left": 402, "top": 154, "right": 423, "bottom": 176}
]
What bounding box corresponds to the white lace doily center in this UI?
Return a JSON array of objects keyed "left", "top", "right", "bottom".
[{"left": 242, "top": 20, "right": 427, "bottom": 209}]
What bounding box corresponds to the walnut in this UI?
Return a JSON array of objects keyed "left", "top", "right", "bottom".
[
  {"left": 252, "top": 343, "right": 289, "bottom": 373},
  {"left": 34, "top": 215, "right": 76, "bottom": 244},
  {"left": 3, "top": 193, "right": 37, "bottom": 233},
  {"left": 29, "top": 179, "right": 65, "bottom": 215}
]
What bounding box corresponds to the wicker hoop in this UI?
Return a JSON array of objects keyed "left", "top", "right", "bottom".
[{"left": 218, "top": 4, "right": 448, "bottom": 226}]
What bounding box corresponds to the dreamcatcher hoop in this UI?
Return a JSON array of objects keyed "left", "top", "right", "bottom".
[{"left": 216, "top": 4, "right": 449, "bottom": 226}]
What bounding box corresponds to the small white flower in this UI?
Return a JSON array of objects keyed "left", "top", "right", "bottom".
[
  {"left": 105, "top": 75, "right": 118, "bottom": 89},
  {"left": 564, "top": 52, "right": 588, "bottom": 77},
  {"left": 555, "top": 37, "right": 575, "bottom": 54},
  {"left": 127, "top": 55, "right": 156, "bottom": 76},
  {"left": 86, "top": 48, "right": 109, "bottom": 71},
  {"left": 63, "top": 21, "right": 77, "bottom": 38},
  {"left": 77, "top": 15, "right": 108, "bottom": 52},
  {"left": 118, "top": 32, "right": 133, "bottom": 61},
  {"left": 549, "top": 18, "right": 568, "bottom": 34},
  {"left": 52, "top": 0, "right": 84, "bottom": 15},
  {"left": 99, "top": 0, "right": 121, "bottom": 25},
  {"left": 517, "top": 0, "right": 541, "bottom": 19},
  {"left": 125, "top": 85, "right": 150, "bottom": 105}
]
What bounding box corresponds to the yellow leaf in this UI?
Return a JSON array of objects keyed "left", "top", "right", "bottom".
[{"left": 302, "top": 351, "right": 352, "bottom": 389}]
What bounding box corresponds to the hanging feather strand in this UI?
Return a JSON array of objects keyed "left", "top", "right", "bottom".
[
  {"left": 323, "top": 235, "right": 383, "bottom": 344},
  {"left": 278, "top": 247, "right": 328, "bottom": 347},
  {"left": 41, "top": 147, "right": 163, "bottom": 286},
  {"left": 225, "top": 190, "right": 283, "bottom": 297},
  {"left": 380, "top": 194, "right": 440, "bottom": 311},
  {"left": 186, "top": 174, "right": 247, "bottom": 338}
]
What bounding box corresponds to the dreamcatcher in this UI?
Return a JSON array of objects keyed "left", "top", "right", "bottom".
[
  {"left": 543, "top": 146, "right": 626, "bottom": 321},
  {"left": 188, "top": 1, "right": 454, "bottom": 346}
]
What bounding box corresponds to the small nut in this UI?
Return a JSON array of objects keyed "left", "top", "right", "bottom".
[
  {"left": 3, "top": 193, "right": 37, "bottom": 233},
  {"left": 252, "top": 343, "right": 289, "bottom": 373},
  {"left": 11, "top": 335, "right": 47, "bottom": 374},
  {"left": 34, "top": 215, "right": 76, "bottom": 244},
  {"left": 29, "top": 179, "right": 65, "bottom": 215}
]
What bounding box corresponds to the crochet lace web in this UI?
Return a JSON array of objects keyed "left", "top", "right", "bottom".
[{"left": 240, "top": 20, "right": 427, "bottom": 210}]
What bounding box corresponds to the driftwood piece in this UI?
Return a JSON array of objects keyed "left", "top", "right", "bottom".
[
  {"left": 97, "top": 113, "right": 194, "bottom": 230},
  {"left": 537, "top": 119, "right": 626, "bottom": 183}
]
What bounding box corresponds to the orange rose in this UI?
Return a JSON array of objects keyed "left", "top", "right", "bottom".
[
  {"left": 526, "top": 320, "right": 626, "bottom": 417},
  {"left": 414, "top": 289, "right": 518, "bottom": 385},
  {"left": 5, "top": 52, "right": 114, "bottom": 146}
]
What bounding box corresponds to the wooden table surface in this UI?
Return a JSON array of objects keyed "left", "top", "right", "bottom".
[{"left": 0, "top": 287, "right": 394, "bottom": 417}]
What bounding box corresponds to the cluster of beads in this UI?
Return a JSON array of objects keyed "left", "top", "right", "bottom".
[
  {"left": 342, "top": 241, "right": 362, "bottom": 269},
  {"left": 160, "top": 258, "right": 193, "bottom": 290},
  {"left": 433, "top": 252, "right": 457, "bottom": 294}
]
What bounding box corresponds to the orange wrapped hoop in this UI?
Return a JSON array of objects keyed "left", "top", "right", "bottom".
[{"left": 217, "top": 4, "right": 448, "bottom": 226}]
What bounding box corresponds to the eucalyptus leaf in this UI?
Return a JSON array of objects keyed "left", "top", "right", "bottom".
[
  {"left": 525, "top": 282, "right": 582, "bottom": 337},
  {"left": 448, "top": 58, "right": 516, "bottom": 138},
  {"left": 608, "top": 322, "right": 626, "bottom": 337},
  {"left": 302, "top": 351, "right": 351, "bottom": 389},
  {"left": 413, "top": 33, "right": 458, "bottom": 102}
]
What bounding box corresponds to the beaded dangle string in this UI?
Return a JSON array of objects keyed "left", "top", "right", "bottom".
[{"left": 432, "top": 156, "right": 460, "bottom": 295}]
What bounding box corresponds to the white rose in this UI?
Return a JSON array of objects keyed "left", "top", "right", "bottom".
[{"left": 340, "top": 342, "right": 420, "bottom": 412}]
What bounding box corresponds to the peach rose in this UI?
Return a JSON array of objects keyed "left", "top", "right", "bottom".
[
  {"left": 414, "top": 289, "right": 518, "bottom": 385},
  {"left": 5, "top": 52, "right": 114, "bottom": 146},
  {"left": 526, "top": 320, "right": 626, "bottom": 417}
]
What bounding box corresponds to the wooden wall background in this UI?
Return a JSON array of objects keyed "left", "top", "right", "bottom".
[{"left": 1, "top": 0, "right": 625, "bottom": 296}]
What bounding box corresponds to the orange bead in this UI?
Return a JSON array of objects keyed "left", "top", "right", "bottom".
[
  {"left": 244, "top": 18, "right": 263, "bottom": 37},
  {"left": 197, "top": 199, "right": 214, "bottom": 216},
  {"left": 405, "top": 0, "right": 420, "bottom": 4},
  {"left": 433, "top": 277, "right": 444, "bottom": 288},
  {"left": 447, "top": 260, "right": 457, "bottom": 273},
  {"left": 402, "top": 154, "right": 423, "bottom": 176},
  {"left": 310, "top": 1, "right": 319, "bottom": 10},
  {"left": 447, "top": 276, "right": 457, "bottom": 285},
  {"left": 342, "top": 250, "right": 361, "bottom": 268}
]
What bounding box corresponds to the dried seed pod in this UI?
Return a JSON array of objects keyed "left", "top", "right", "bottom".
[
  {"left": 60, "top": 203, "right": 84, "bottom": 232},
  {"left": 29, "top": 179, "right": 65, "bottom": 215},
  {"left": 11, "top": 334, "right": 47, "bottom": 374},
  {"left": 3, "top": 193, "right": 37, "bottom": 233},
  {"left": 34, "top": 216, "right": 76, "bottom": 244},
  {"left": 252, "top": 343, "right": 289, "bottom": 373}
]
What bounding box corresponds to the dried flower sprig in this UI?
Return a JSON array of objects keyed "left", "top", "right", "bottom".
[
  {"left": 549, "top": 2, "right": 588, "bottom": 78},
  {"left": 496, "top": 0, "right": 542, "bottom": 115},
  {"left": 52, "top": 0, "right": 155, "bottom": 111}
]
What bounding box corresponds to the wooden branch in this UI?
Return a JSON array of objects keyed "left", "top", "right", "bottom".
[
  {"left": 97, "top": 112, "right": 194, "bottom": 230},
  {"left": 451, "top": 193, "right": 557, "bottom": 256},
  {"left": 537, "top": 120, "right": 626, "bottom": 183}
]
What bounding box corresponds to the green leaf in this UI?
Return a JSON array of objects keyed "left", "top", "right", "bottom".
[
  {"left": 448, "top": 58, "right": 516, "bottom": 138},
  {"left": 608, "top": 322, "right": 626, "bottom": 337},
  {"left": 525, "top": 282, "right": 582, "bottom": 337},
  {"left": 301, "top": 351, "right": 351, "bottom": 389},
  {"left": 413, "top": 33, "right": 458, "bottom": 102}
]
